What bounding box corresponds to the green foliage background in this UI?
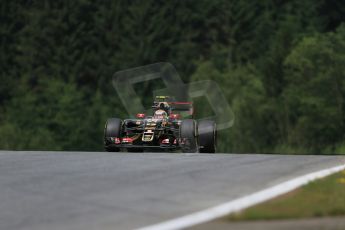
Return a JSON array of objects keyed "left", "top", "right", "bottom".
[{"left": 0, "top": 0, "right": 344, "bottom": 153}]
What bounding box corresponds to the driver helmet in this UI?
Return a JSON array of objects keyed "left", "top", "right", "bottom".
[{"left": 154, "top": 109, "right": 168, "bottom": 119}]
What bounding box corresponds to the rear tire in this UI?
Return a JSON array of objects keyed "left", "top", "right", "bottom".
[
  {"left": 104, "top": 118, "right": 122, "bottom": 152},
  {"left": 180, "top": 119, "right": 198, "bottom": 153},
  {"left": 198, "top": 120, "right": 217, "bottom": 153}
]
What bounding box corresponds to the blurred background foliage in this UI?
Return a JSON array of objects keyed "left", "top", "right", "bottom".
[{"left": 0, "top": 0, "right": 344, "bottom": 153}]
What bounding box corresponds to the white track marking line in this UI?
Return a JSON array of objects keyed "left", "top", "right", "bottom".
[{"left": 138, "top": 163, "right": 345, "bottom": 230}]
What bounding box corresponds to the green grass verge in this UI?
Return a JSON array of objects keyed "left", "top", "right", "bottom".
[{"left": 229, "top": 170, "right": 345, "bottom": 221}]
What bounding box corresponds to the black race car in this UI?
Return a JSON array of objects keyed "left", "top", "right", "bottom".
[{"left": 104, "top": 96, "right": 216, "bottom": 153}]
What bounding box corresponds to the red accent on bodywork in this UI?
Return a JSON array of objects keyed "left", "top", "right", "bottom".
[
  {"left": 136, "top": 113, "right": 145, "bottom": 118},
  {"left": 161, "top": 138, "right": 170, "bottom": 144},
  {"left": 114, "top": 138, "right": 121, "bottom": 144},
  {"left": 169, "top": 114, "right": 180, "bottom": 119},
  {"left": 122, "top": 137, "right": 133, "bottom": 143},
  {"left": 161, "top": 138, "right": 177, "bottom": 145}
]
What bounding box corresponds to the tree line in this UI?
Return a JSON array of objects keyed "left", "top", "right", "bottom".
[{"left": 0, "top": 0, "right": 344, "bottom": 153}]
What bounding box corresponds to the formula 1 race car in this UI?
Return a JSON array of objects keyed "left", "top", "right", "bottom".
[{"left": 104, "top": 96, "right": 217, "bottom": 153}]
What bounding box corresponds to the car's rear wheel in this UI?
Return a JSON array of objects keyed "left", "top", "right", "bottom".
[
  {"left": 198, "top": 120, "right": 217, "bottom": 153},
  {"left": 104, "top": 118, "right": 122, "bottom": 152},
  {"left": 180, "top": 119, "right": 198, "bottom": 153}
]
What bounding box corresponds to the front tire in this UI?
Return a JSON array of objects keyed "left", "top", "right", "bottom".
[
  {"left": 198, "top": 120, "right": 217, "bottom": 153},
  {"left": 104, "top": 118, "right": 122, "bottom": 152},
  {"left": 180, "top": 119, "right": 198, "bottom": 153}
]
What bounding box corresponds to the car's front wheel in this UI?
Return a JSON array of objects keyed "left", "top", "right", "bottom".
[
  {"left": 180, "top": 119, "right": 198, "bottom": 153},
  {"left": 198, "top": 120, "right": 217, "bottom": 153},
  {"left": 104, "top": 118, "right": 122, "bottom": 152}
]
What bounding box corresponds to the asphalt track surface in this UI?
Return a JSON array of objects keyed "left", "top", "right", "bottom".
[{"left": 0, "top": 151, "right": 344, "bottom": 230}]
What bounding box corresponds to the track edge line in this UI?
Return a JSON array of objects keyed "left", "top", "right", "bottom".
[{"left": 137, "top": 163, "right": 345, "bottom": 230}]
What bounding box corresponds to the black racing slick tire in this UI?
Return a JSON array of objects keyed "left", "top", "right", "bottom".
[
  {"left": 104, "top": 118, "right": 122, "bottom": 152},
  {"left": 198, "top": 120, "right": 217, "bottom": 153},
  {"left": 180, "top": 119, "right": 198, "bottom": 153}
]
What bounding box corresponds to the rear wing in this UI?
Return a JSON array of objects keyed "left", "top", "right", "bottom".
[
  {"left": 168, "top": 102, "right": 194, "bottom": 118},
  {"left": 152, "top": 96, "right": 194, "bottom": 118}
]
